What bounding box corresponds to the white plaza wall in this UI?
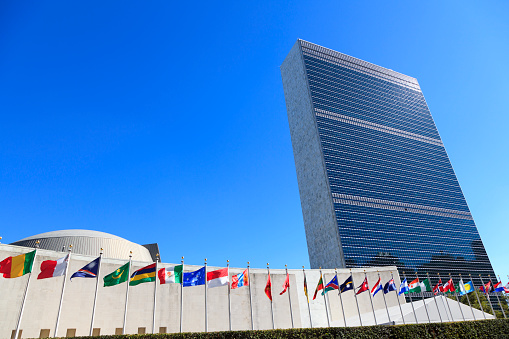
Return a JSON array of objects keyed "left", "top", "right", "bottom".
[{"left": 0, "top": 244, "right": 405, "bottom": 338}]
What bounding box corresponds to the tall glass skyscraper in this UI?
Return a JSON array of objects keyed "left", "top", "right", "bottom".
[{"left": 281, "top": 40, "right": 495, "bottom": 285}]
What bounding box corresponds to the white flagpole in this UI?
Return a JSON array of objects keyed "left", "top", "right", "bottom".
[
  {"left": 497, "top": 275, "right": 507, "bottom": 319},
  {"left": 426, "top": 272, "right": 443, "bottom": 323},
  {"left": 479, "top": 275, "right": 495, "bottom": 317},
  {"left": 439, "top": 273, "right": 454, "bottom": 321},
  {"left": 335, "top": 269, "right": 346, "bottom": 327},
  {"left": 460, "top": 274, "right": 475, "bottom": 320},
  {"left": 180, "top": 257, "right": 184, "bottom": 333},
  {"left": 204, "top": 258, "right": 208, "bottom": 332},
  {"left": 417, "top": 272, "right": 431, "bottom": 323},
  {"left": 227, "top": 260, "right": 231, "bottom": 331},
  {"left": 54, "top": 245, "right": 72, "bottom": 337},
  {"left": 247, "top": 262, "right": 254, "bottom": 330},
  {"left": 378, "top": 271, "right": 391, "bottom": 324},
  {"left": 303, "top": 267, "right": 313, "bottom": 328},
  {"left": 152, "top": 254, "right": 159, "bottom": 334},
  {"left": 89, "top": 249, "right": 103, "bottom": 336},
  {"left": 122, "top": 252, "right": 132, "bottom": 335},
  {"left": 392, "top": 271, "right": 405, "bottom": 324},
  {"left": 267, "top": 263, "right": 275, "bottom": 329},
  {"left": 14, "top": 249, "right": 37, "bottom": 339},
  {"left": 490, "top": 275, "right": 506, "bottom": 319},
  {"left": 350, "top": 269, "right": 363, "bottom": 326},
  {"left": 450, "top": 273, "right": 465, "bottom": 321},
  {"left": 365, "top": 271, "right": 377, "bottom": 325},
  {"left": 470, "top": 274, "right": 486, "bottom": 319},
  {"left": 402, "top": 272, "right": 418, "bottom": 324},
  {"left": 320, "top": 268, "right": 330, "bottom": 327},
  {"left": 285, "top": 265, "right": 294, "bottom": 328}
]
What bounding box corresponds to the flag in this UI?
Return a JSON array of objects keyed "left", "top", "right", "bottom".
[
  {"left": 493, "top": 281, "right": 504, "bottom": 293},
  {"left": 356, "top": 276, "right": 369, "bottom": 295},
  {"left": 104, "top": 262, "right": 130, "bottom": 287},
  {"left": 313, "top": 275, "right": 324, "bottom": 300},
  {"left": 340, "top": 275, "right": 354, "bottom": 293},
  {"left": 38, "top": 254, "right": 69, "bottom": 279},
  {"left": 183, "top": 266, "right": 206, "bottom": 287},
  {"left": 504, "top": 283, "right": 509, "bottom": 294},
  {"left": 303, "top": 274, "right": 309, "bottom": 302},
  {"left": 231, "top": 269, "right": 248, "bottom": 289},
  {"left": 408, "top": 278, "right": 421, "bottom": 293},
  {"left": 399, "top": 278, "right": 409, "bottom": 295},
  {"left": 443, "top": 279, "right": 455, "bottom": 293},
  {"left": 280, "top": 272, "right": 290, "bottom": 295},
  {"left": 371, "top": 277, "right": 383, "bottom": 297},
  {"left": 70, "top": 257, "right": 100, "bottom": 280},
  {"left": 265, "top": 274, "right": 272, "bottom": 301},
  {"left": 158, "top": 265, "right": 183, "bottom": 284},
  {"left": 463, "top": 281, "right": 474, "bottom": 294},
  {"left": 480, "top": 281, "right": 491, "bottom": 294},
  {"left": 458, "top": 279, "right": 468, "bottom": 295},
  {"left": 322, "top": 275, "right": 339, "bottom": 295},
  {"left": 0, "top": 250, "right": 36, "bottom": 278},
  {"left": 384, "top": 279, "right": 397, "bottom": 294},
  {"left": 420, "top": 278, "right": 432, "bottom": 292},
  {"left": 130, "top": 263, "right": 156, "bottom": 286},
  {"left": 433, "top": 279, "right": 444, "bottom": 295},
  {"left": 207, "top": 267, "right": 229, "bottom": 288}
]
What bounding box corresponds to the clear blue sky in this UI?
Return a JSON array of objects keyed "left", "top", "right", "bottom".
[{"left": 1, "top": 1, "right": 507, "bottom": 280}]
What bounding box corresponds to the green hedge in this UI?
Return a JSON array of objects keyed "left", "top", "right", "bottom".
[{"left": 67, "top": 319, "right": 509, "bottom": 339}]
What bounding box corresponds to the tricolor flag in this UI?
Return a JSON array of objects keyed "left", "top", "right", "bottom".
[
  {"left": 339, "top": 275, "right": 354, "bottom": 293},
  {"left": 408, "top": 278, "right": 421, "bottom": 293},
  {"left": 420, "top": 278, "right": 432, "bottom": 292},
  {"left": 458, "top": 279, "right": 468, "bottom": 295},
  {"left": 207, "top": 267, "right": 229, "bottom": 288},
  {"left": 265, "top": 274, "right": 272, "bottom": 301},
  {"left": 38, "top": 254, "right": 69, "bottom": 279},
  {"left": 399, "top": 278, "right": 409, "bottom": 295},
  {"left": 383, "top": 279, "right": 397, "bottom": 294},
  {"left": 231, "top": 269, "right": 248, "bottom": 289},
  {"left": 371, "top": 277, "right": 383, "bottom": 297},
  {"left": 303, "top": 274, "right": 309, "bottom": 302},
  {"left": 70, "top": 257, "right": 100, "bottom": 280},
  {"left": 322, "top": 275, "right": 339, "bottom": 295},
  {"left": 130, "top": 263, "right": 156, "bottom": 286},
  {"left": 280, "top": 272, "right": 290, "bottom": 295},
  {"left": 158, "top": 265, "right": 183, "bottom": 284},
  {"left": 183, "top": 266, "right": 206, "bottom": 287},
  {"left": 313, "top": 275, "right": 324, "bottom": 300},
  {"left": 0, "top": 250, "right": 36, "bottom": 279},
  {"left": 356, "top": 276, "right": 369, "bottom": 295},
  {"left": 493, "top": 281, "right": 504, "bottom": 293}
]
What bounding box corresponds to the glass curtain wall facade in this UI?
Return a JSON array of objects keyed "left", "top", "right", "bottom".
[{"left": 281, "top": 40, "right": 495, "bottom": 288}]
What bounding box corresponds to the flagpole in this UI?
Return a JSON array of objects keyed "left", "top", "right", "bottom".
[
  {"left": 320, "top": 268, "right": 330, "bottom": 327},
  {"left": 54, "top": 245, "right": 72, "bottom": 337},
  {"left": 497, "top": 275, "right": 507, "bottom": 319},
  {"left": 479, "top": 274, "right": 495, "bottom": 317},
  {"left": 335, "top": 269, "right": 346, "bottom": 327},
  {"left": 402, "top": 272, "right": 418, "bottom": 324},
  {"left": 89, "top": 249, "right": 103, "bottom": 336},
  {"left": 450, "top": 273, "right": 465, "bottom": 321},
  {"left": 438, "top": 273, "right": 454, "bottom": 321},
  {"left": 469, "top": 274, "right": 486, "bottom": 320},
  {"left": 122, "top": 252, "right": 132, "bottom": 335},
  {"left": 417, "top": 272, "right": 431, "bottom": 323},
  {"left": 248, "top": 262, "right": 254, "bottom": 330},
  {"left": 204, "top": 258, "right": 208, "bottom": 332},
  {"left": 364, "top": 271, "right": 377, "bottom": 325},
  {"left": 267, "top": 263, "right": 275, "bottom": 329},
  {"left": 351, "top": 269, "right": 363, "bottom": 326},
  {"left": 303, "top": 267, "right": 313, "bottom": 328},
  {"left": 180, "top": 257, "right": 184, "bottom": 333},
  {"left": 152, "top": 254, "right": 159, "bottom": 334},
  {"left": 392, "top": 271, "right": 405, "bottom": 324},
  {"left": 489, "top": 275, "right": 506, "bottom": 318},
  {"left": 285, "top": 265, "right": 294, "bottom": 328},
  {"left": 14, "top": 249, "right": 37, "bottom": 339},
  {"left": 227, "top": 260, "right": 231, "bottom": 331},
  {"left": 426, "top": 272, "right": 442, "bottom": 323},
  {"left": 459, "top": 274, "right": 475, "bottom": 320},
  {"left": 378, "top": 271, "right": 391, "bottom": 324}
]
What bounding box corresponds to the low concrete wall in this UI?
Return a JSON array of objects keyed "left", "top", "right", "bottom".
[{"left": 0, "top": 244, "right": 404, "bottom": 338}]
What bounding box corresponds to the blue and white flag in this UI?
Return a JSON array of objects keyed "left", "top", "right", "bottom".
[
  {"left": 70, "top": 257, "right": 101, "bottom": 280},
  {"left": 399, "top": 278, "right": 409, "bottom": 295},
  {"left": 384, "top": 278, "right": 397, "bottom": 294},
  {"left": 183, "top": 266, "right": 206, "bottom": 287}
]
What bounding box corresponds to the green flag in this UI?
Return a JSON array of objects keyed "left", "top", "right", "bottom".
[
  {"left": 420, "top": 278, "right": 432, "bottom": 292},
  {"left": 104, "top": 262, "right": 130, "bottom": 287}
]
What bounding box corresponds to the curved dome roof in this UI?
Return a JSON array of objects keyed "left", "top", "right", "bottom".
[{"left": 10, "top": 229, "right": 156, "bottom": 262}]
